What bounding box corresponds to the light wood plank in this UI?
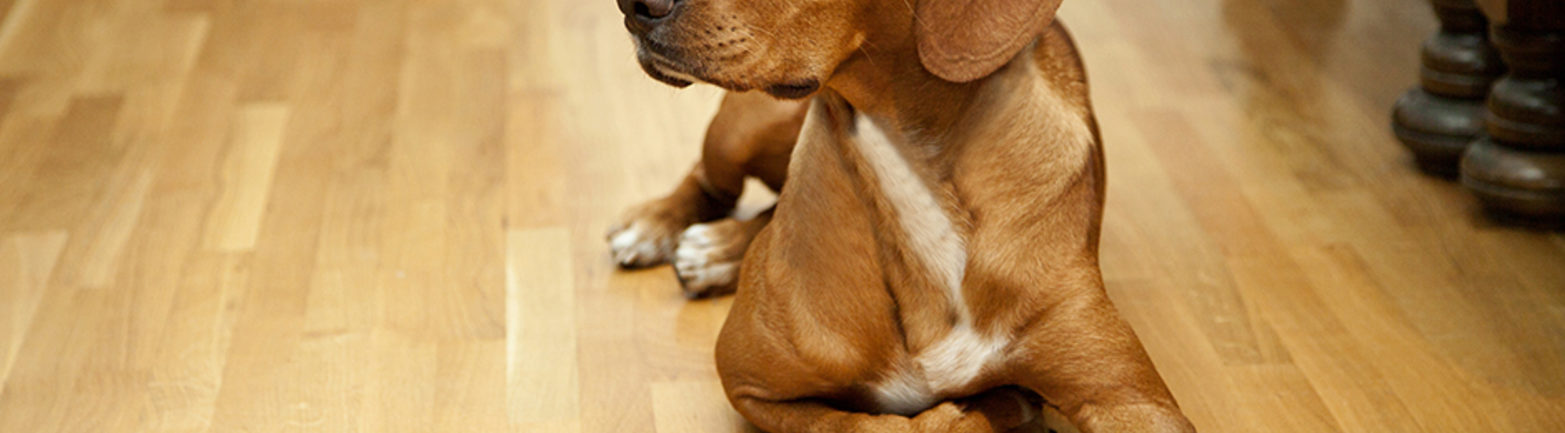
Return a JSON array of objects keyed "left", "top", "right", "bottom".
[
  {"left": 202, "top": 104, "right": 288, "bottom": 252},
  {"left": 508, "top": 227, "right": 580, "bottom": 425},
  {"left": 0, "top": 231, "right": 66, "bottom": 385}
]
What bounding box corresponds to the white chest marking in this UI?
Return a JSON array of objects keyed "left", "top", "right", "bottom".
[
  {"left": 872, "top": 325, "right": 1009, "bottom": 415},
  {"left": 851, "top": 115, "right": 970, "bottom": 322},
  {"left": 852, "top": 115, "right": 1007, "bottom": 414}
]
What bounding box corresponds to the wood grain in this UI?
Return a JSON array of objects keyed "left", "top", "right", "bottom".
[{"left": 0, "top": 0, "right": 1561, "bottom": 431}]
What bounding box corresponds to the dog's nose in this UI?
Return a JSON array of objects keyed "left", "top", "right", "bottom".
[{"left": 618, "top": 0, "right": 677, "bottom": 21}]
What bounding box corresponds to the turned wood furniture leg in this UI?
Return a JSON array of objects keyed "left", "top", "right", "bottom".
[
  {"left": 1392, "top": 0, "right": 1504, "bottom": 176},
  {"left": 1460, "top": 0, "right": 1565, "bottom": 219}
]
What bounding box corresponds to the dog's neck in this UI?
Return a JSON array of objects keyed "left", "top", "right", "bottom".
[
  {"left": 822, "top": 40, "right": 1041, "bottom": 175},
  {"left": 825, "top": 32, "right": 1040, "bottom": 150},
  {"left": 827, "top": 51, "right": 982, "bottom": 144},
  {"left": 816, "top": 2, "right": 1047, "bottom": 148}
]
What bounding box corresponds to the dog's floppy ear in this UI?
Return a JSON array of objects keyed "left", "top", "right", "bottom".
[{"left": 915, "top": 0, "right": 1063, "bottom": 82}]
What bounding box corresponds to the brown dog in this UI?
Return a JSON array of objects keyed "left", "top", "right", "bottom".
[{"left": 607, "top": 0, "right": 1196, "bottom": 431}]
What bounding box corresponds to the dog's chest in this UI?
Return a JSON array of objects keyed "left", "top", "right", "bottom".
[
  {"left": 847, "top": 115, "right": 969, "bottom": 315},
  {"left": 843, "top": 114, "right": 1009, "bottom": 415}
]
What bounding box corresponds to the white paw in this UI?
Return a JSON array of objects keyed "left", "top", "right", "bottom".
[
  {"left": 673, "top": 223, "right": 741, "bottom": 297},
  {"left": 608, "top": 222, "right": 677, "bottom": 268}
]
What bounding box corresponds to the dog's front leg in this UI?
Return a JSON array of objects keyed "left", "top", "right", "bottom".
[
  {"left": 672, "top": 206, "right": 773, "bottom": 297},
  {"left": 729, "top": 388, "right": 1038, "bottom": 433},
  {"left": 606, "top": 92, "right": 804, "bottom": 272},
  {"left": 606, "top": 162, "right": 738, "bottom": 268},
  {"left": 1009, "top": 285, "right": 1196, "bottom": 433}
]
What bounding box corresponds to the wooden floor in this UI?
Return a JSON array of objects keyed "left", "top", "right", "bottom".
[{"left": 0, "top": 0, "right": 1562, "bottom": 431}]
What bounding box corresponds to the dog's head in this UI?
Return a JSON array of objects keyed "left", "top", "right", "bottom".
[{"left": 616, "top": 0, "right": 1063, "bottom": 99}]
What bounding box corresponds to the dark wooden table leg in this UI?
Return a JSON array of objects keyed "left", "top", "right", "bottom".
[
  {"left": 1460, "top": 2, "right": 1565, "bottom": 218},
  {"left": 1392, "top": 0, "right": 1504, "bottom": 176}
]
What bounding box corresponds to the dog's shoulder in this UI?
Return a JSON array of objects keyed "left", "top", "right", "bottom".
[{"left": 1032, "top": 21, "right": 1091, "bottom": 114}]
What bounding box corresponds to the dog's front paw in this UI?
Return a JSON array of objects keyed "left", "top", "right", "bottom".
[
  {"left": 673, "top": 220, "right": 756, "bottom": 298},
  {"left": 606, "top": 199, "right": 694, "bottom": 268}
]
